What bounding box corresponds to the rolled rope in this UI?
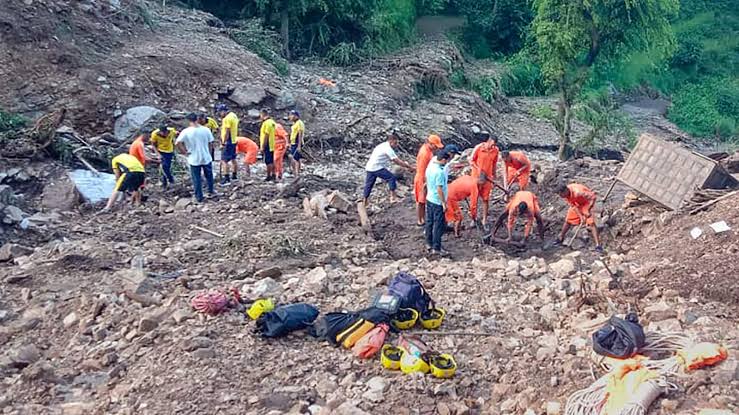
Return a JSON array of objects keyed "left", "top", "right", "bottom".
[{"left": 191, "top": 291, "right": 229, "bottom": 315}]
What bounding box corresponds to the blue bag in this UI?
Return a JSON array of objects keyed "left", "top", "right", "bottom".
[{"left": 387, "top": 272, "right": 433, "bottom": 313}]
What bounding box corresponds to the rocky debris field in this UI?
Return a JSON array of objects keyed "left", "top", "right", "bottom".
[{"left": 0, "top": 151, "right": 737, "bottom": 415}]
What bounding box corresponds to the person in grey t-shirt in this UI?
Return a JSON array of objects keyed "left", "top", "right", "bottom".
[{"left": 175, "top": 113, "right": 215, "bottom": 202}]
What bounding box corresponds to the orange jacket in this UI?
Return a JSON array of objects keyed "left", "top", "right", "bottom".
[
  {"left": 275, "top": 123, "right": 288, "bottom": 149},
  {"left": 415, "top": 144, "right": 435, "bottom": 181},
  {"left": 471, "top": 143, "right": 499, "bottom": 179},
  {"left": 236, "top": 137, "right": 258, "bottom": 154},
  {"left": 504, "top": 151, "right": 530, "bottom": 173},
  {"left": 566, "top": 183, "right": 596, "bottom": 209},
  {"left": 129, "top": 135, "right": 147, "bottom": 166},
  {"left": 507, "top": 191, "right": 540, "bottom": 237},
  {"left": 447, "top": 175, "right": 480, "bottom": 218}
]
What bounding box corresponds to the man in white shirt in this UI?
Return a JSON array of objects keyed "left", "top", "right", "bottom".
[
  {"left": 175, "top": 113, "right": 216, "bottom": 203},
  {"left": 362, "top": 132, "right": 414, "bottom": 206}
]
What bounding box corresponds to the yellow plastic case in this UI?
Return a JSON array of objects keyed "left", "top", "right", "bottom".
[{"left": 246, "top": 299, "right": 275, "bottom": 320}]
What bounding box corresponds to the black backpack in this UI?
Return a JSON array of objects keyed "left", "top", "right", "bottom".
[{"left": 592, "top": 313, "right": 646, "bottom": 359}]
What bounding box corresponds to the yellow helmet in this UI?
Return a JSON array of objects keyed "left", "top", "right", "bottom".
[
  {"left": 392, "top": 308, "right": 419, "bottom": 330},
  {"left": 400, "top": 349, "right": 430, "bottom": 374},
  {"left": 381, "top": 345, "right": 403, "bottom": 370},
  {"left": 420, "top": 308, "right": 446, "bottom": 330},
  {"left": 429, "top": 353, "right": 457, "bottom": 378}
]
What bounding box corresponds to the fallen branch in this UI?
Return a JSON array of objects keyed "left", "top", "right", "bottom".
[
  {"left": 190, "top": 225, "right": 224, "bottom": 238},
  {"left": 688, "top": 190, "right": 737, "bottom": 215}
]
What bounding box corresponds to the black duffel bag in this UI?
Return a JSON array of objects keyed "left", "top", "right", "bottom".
[
  {"left": 592, "top": 313, "right": 646, "bottom": 358},
  {"left": 257, "top": 303, "right": 320, "bottom": 338}
]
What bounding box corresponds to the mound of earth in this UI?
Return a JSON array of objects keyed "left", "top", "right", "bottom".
[{"left": 0, "top": 0, "right": 280, "bottom": 134}]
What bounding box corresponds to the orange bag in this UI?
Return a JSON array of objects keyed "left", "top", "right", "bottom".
[
  {"left": 352, "top": 323, "right": 389, "bottom": 359},
  {"left": 336, "top": 319, "right": 375, "bottom": 349}
]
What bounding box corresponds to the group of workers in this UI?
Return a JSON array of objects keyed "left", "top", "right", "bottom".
[
  {"left": 103, "top": 104, "right": 305, "bottom": 211},
  {"left": 362, "top": 132, "right": 602, "bottom": 256}
]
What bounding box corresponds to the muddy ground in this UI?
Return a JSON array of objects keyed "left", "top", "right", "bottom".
[{"left": 1, "top": 153, "right": 737, "bottom": 415}]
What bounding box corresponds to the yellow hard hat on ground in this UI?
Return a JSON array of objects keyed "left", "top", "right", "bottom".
[
  {"left": 392, "top": 308, "right": 419, "bottom": 330},
  {"left": 381, "top": 345, "right": 403, "bottom": 370},
  {"left": 429, "top": 353, "right": 457, "bottom": 378},
  {"left": 420, "top": 308, "right": 446, "bottom": 330}
]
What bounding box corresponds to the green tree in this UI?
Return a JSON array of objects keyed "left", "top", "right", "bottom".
[{"left": 532, "top": 0, "right": 678, "bottom": 160}]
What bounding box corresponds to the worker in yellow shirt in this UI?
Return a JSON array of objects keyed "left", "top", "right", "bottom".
[
  {"left": 216, "top": 104, "right": 239, "bottom": 185},
  {"left": 102, "top": 153, "right": 145, "bottom": 212},
  {"left": 288, "top": 110, "right": 305, "bottom": 178},
  {"left": 259, "top": 108, "right": 277, "bottom": 182},
  {"left": 197, "top": 113, "right": 219, "bottom": 160},
  {"left": 149, "top": 123, "right": 177, "bottom": 188}
]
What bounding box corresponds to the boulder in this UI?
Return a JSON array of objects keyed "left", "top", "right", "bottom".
[
  {"left": 254, "top": 266, "right": 282, "bottom": 280},
  {"left": 0, "top": 243, "right": 33, "bottom": 262},
  {"left": 304, "top": 267, "right": 328, "bottom": 292},
  {"left": 3, "top": 205, "right": 25, "bottom": 224},
  {"left": 0, "top": 184, "right": 15, "bottom": 205},
  {"left": 328, "top": 191, "right": 352, "bottom": 213},
  {"left": 252, "top": 277, "right": 283, "bottom": 297},
  {"left": 274, "top": 90, "right": 296, "bottom": 110},
  {"left": 41, "top": 176, "right": 80, "bottom": 211},
  {"left": 228, "top": 85, "right": 267, "bottom": 107},
  {"left": 113, "top": 106, "right": 164, "bottom": 142},
  {"left": 548, "top": 258, "right": 576, "bottom": 278}
]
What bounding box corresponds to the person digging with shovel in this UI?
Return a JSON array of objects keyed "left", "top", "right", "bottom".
[
  {"left": 557, "top": 182, "right": 602, "bottom": 252},
  {"left": 470, "top": 132, "right": 499, "bottom": 225},
  {"left": 492, "top": 190, "right": 544, "bottom": 246},
  {"left": 445, "top": 172, "right": 486, "bottom": 237}
]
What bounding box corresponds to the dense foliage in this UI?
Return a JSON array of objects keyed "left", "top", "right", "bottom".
[{"left": 181, "top": 0, "right": 737, "bottom": 145}]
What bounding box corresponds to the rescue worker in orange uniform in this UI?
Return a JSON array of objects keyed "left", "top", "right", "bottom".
[
  {"left": 557, "top": 183, "right": 602, "bottom": 251},
  {"left": 470, "top": 133, "right": 499, "bottom": 224},
  {"left": 236, "top": 136, "right": 259, "bottom": 177},
  {"left": 414, "top": 134, "right": 444, "bottom": 226},
  {"left": 274, "top": 123, "right": 289, "bottom": 181},
  {"left": 445, "top": 173, "right": 486, "bottom": 237},
  {"left": 502, "top": 150, "right": 531, "bottom": 191},
  {"left": 492, "top": 190, "right": 544, "bottom": 244}
]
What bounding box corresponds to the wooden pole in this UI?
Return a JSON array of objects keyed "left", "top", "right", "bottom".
[
  {"left": 357, "top": 201, "right": 372, "bottom": 235},
  {"left": 601, "top": 179, "right": 618, "bottom": 205},
  {"left": 689, "top": 190, "right": 738, "bottom": 215},
  {"left": 190, "top": 225, "right": 224, "bottom": 238}
]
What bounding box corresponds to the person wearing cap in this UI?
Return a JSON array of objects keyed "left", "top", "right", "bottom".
[
  {"left": 414, "top": 134, "right": 444, "bottom": 226},
  {"left": 236, "top": 136, "right": 258, "bottom": 177},
  {"left": 101, "top": 153, "right": 146, "bottom": 212},
  {"left": 259, "top": 108, "right": 277, "bottom": 181},
  {"left": 175, "top": 113, "right": 216, "bottom": 203},
  {"left": 274, "top": 122, "right": 289, "bottom": 181},
  {"left": 470, "top": 133, "right": 499, "bottom": 224},
  {"left": 150, "top": 124, "right": 178, "bottom": 188},
  {"left": 492, "top": 190, "right": 544, "bottom": 244},
  {"left": 216, "top": 104, "right": 239, "bottom": 185},
  {"left": 425, "top": 149, "right": 451, "bottom": 256},
  {"left": 363, "top": 132, "right": 415, "bottom": 206},
  {"left": 197, "top": 113, "right": 219, "bottom": 160},
  {"left": 502, "top": 150, "right": 531, "bottom": 191},
  {"left": 288, "top": 110, "right": 305, "bottom": 178}
]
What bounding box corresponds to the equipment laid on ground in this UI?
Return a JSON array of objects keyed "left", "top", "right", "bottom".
[
  {"left": 392, "top": 308, "right": 419, "bottom": 330},
  {"left": 429, "top": 353, "right": 457, "bottom": 378},
  {"left": 592, "top": 313, "right": 646, "bottom": 359},
  {"left": 381, "top": 345, "right": 403, "bottom": 370},
  {"left": 256, "top": 303, "right": 319, "bottom": 338},
  {"left": 420, "top": 308, "right": 446, "bottom": 330},
  {"left": 336, "top": 318, "right": 375, "bottom": 348},
  {"left": 246, "top": 298, "right": 275, "bottom": 320}
]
